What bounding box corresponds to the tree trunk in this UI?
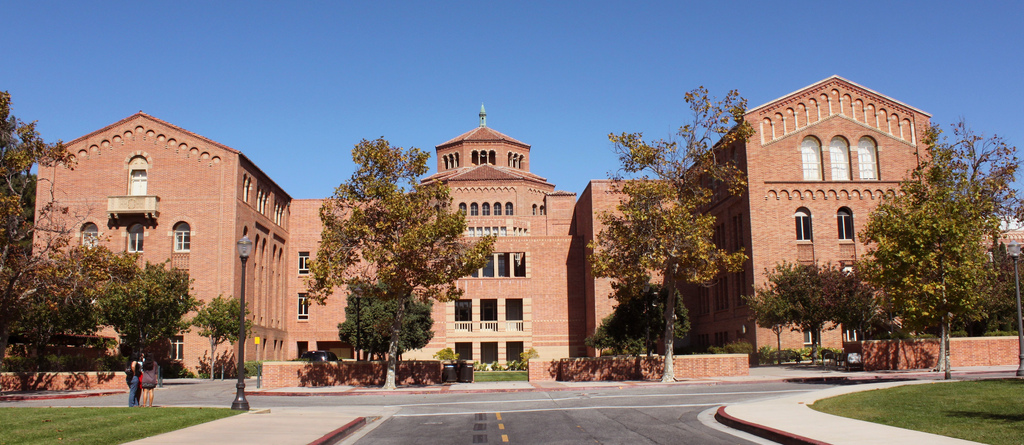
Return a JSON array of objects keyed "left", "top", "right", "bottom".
[
  {"left": 812, "top": 328, "right": 821, "bottom": 365},
  {"left": 661, "top": 274, "right": 676, "bottom": 383},
  {"left": 940, "top": 317, "right": 951, "bottom": 380},
  {"left": 775, "top": 328, "right": 782, "bottom": 365},
  {"left": 382, "top": 295, "right": 408, "bottom": 390},
  {"left": 210, "top": 337, "right": 218, "bottom": 381}
]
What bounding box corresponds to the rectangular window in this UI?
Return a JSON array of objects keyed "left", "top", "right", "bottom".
[
  {"left": 500, "top": 227, "right": 507, "bottom": 236},
  {"left": 803, "top": 330, "right": 813, "bottom": 346},
  {"left": 298, "top": 252, "right": 310, "bottom": 275},
  {"left": 482, "top": 256, "right": 495, "bottom": 277},
  {"left": 481, "top": 299, "right": 498, "bottom": 321},
  {"left": 505, "top": 299, "right": 523, "bottom": 321},
  {"left": 455, "top": 300, "right": 471, "bottom": 322},
  {"left": 170, "top": 336, "right": 184, "bottom": 360},
  {"left": 506, "top": 341, "right": 524, "bottom": 363},
  {"left": 480, "top": 342, "right": 498, "bottom": 364},
  {"left": 512, "top": 252, "right": 526, "bottom": 277},
  {"left": 455, "top": 342, "right": 473, "bottom": 360},
  {"left": 297, "top": 294, "right": 309, "bottom": 320},
  {"left": 497, "top": 253, "right": 509, "bottom": 277},
  {"left": 175, "top": 230, "right": 190, "bottom": 252}
]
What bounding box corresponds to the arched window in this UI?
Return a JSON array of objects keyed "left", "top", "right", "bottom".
[
  {"left": 837, "top": 208, "right": 854, "bottom": 240},
  {"left": 128, "top": 156, "right": 148, "bottom": 195},
  {"left": 472, "top": 151, "right": 479, "bottom": 165},
  {"left": 470, "top": 203, "right": 479, "bottom": 216},
  {"left": 505, "top": 202, "right": 513, "bottom": 216},
  {"left": 81, "top": 223, "right": 98, "bottom": 247},
  {"left": 539, "top": 205, "right": 546, "bottom": 215},
  {"left": 493, "top": 202, "right": 502, "bottom": 216},
  {"left": 174, "top": 222, "right": 191, "bottom": 252},
  {"left": 489, "top": 151, "right": 496, "bottom": 165},
  {"left": 829, "top": 137, "right": 850, "bottom": 181},
  {"left": 128, "top": 224, "right": 144, "bottom": 252},
  {"left": 242, "top": 175, "right": 251, "bottom": 202},
  {"left": 794, "top": 208, "right": 812, "bottom": 241},
  {"left": 532, "top": 204, "right": 538, "bottom": 215},
  {"left": 800, "top": 137, "right": 822, "bottom": 180},
  {"left": 857, "top": 137, "right": 878, "bottom": 180},
  {"left": 458, "top": 203, "right": 467, "bottom": 214},
  {"left": 482, "top": 203, "right": 491, "bottom": 216}
]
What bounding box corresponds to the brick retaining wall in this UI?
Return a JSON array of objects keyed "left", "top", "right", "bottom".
[
  {"left": 261, "top": 360, "right": 442, "bottom": 389},
  {"left": 852, "top": 336, "right": 1020, "bottom": 371},
  {"left": 529, "top": 354, "right": 748, "bottom": 381},
  {"left": 1, "top": 372, "right": 125, "bottom": 391}
]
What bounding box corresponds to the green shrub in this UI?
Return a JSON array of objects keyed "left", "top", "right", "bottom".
[
  {"left": 984, "top": 330, "right": 1019, "bottom": 337},
  {"left": 951, "top": 330, "right": 969, "bottom": 338},
  {"left": 723, "top": 341, "right": 754, "bottom": 354},
  {"left": 244, "top": 360, "right": 263, "bottom": 377},
  {"left": 506, "top": 359, "right": 527, "bottom": 371},
  {"left": 160, "top": 362, "right": 195, "bottom": 378},
  {"left": 757, "top": 345, "right": 777, "bottom": 365},
  {"left": 433, "top": 348, "right": 459, "bottom": 361}
]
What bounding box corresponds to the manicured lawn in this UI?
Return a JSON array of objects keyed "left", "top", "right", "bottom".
[
  {"left": 811, "top": 379, "right": 1024, "bottom": 445},
  {"left": 474, "top": 371, "right": 528, "bottom": 382},
  {"left": 0, "top": 407, "right": 241, "bottom": 445}
]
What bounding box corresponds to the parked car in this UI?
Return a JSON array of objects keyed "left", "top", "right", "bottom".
[{"left": 299, "top": 350, "right": 338, "bottom": 362}]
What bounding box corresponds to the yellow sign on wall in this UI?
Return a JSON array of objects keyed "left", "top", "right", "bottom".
[{"left": 254, "top": 337, "right": 261, "bottom": 345}]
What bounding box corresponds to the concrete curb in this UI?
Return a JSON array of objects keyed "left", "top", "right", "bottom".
[
  {"left": 714, "top": 406, "right": 828, "bottom": 445},
  {"left": 0, "top": 390, "right": 123, "bottom": 401},
  {"left": 307, "top": 417, "right": 369, "bottom": 445}
]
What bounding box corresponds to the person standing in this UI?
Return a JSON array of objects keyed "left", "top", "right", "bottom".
[
  {"left": 140, "top": 357, "right": 158, "bottom": 407},
  {"left": 127, "top": 352, "right": 142, "bottom": 407}
]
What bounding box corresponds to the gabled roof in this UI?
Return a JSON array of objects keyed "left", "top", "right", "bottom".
[
  {"left": 436, "top": 126, "right": 530, "bottom": 149},
  {"left": 748, "top": 75, "right": 931, "bottom": 117},
  {"left": 422, "top": 164, "right": 551, "bottom": 186}
]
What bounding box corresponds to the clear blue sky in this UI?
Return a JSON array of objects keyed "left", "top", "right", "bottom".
[{"left": 3, "top": 1, "right": 1021, "bottom": 199}]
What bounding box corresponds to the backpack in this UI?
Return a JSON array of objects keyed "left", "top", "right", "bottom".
[{"left": 124, "top": 363, "right": 134, "bottom": 377}]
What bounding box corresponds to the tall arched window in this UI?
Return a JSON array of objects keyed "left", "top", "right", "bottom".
[
  {"left": 128, "top": 156, "right": 148, "bottom": 195},
  {"left": 505, "top": 202, "right": 513, "bottom": 216},
  {"left": 794, "top": 208, "right": 812, "bottom": 241},
  {"left": 128, "top": 224, "right": 144, "bottom": 252},
  {"left": 539, "top": 205, "right": 546, "bottom": 216},
  {"left": 532, "top": 204, "right": 537, "bottom": 215},
  {"left": 470, "top": 203, "right": 479, "bottom": 216},
  {"left": 829, "top": 137, "right": 850, "bottom": 181},
  {"left": 489, "top": 151, "right": 496, "bottom": 165},
  {"left": 458, "top": 203, "right": 467, "bottom": 214},
  {"left": 472, "top": 151, "right": 479, "bottom": 165},
  {"left": 81, "top": 223, "right": 98, "bottom": 247},
  {"left": 174, "top": 222, "right": 191, "bottom": 252},
  {"left": 800, "top": 137, "right": 822, "bottom": 180},
  {"left": 493, "top": 202, "right": 502, "bottom": 216},
  {"left": 482, "top": 203, "right": 491, "bottom": 216},
  {"left": 837, "top": 208, "right": 854, "bottom": 240},
  {"left": 857, "top": 137, "right": 878, "bottom": 180}
]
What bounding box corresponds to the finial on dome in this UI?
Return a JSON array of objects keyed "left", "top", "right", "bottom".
[{"left": 479, "top": 103, "right": 486, "bottom": 128}]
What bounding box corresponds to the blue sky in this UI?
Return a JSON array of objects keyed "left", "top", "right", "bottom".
[{"left": 3, "top": 1, "right": 1021, "bottom": 199}]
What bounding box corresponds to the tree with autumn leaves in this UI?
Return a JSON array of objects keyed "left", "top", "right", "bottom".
[
  {"left": 307, "top": 138, "right": 493, "bottom": 390},
  {"left": 590, "top": 87, "right": 753, "bottom": 382}
]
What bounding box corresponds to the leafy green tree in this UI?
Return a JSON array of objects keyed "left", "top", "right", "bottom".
[
  {"left": 338, "top": 297, "right": 433, "bottom": 360},
  {"left": 99, "top": 260, "right": 200, "bottom": 354},
  {"left": 0, "top": 91, "right": 73, "bottom": 368},
  {"left": 861, "top": 123, "right": 1019, "bottom": 379},
  {"left": 756, "top": 262, "right": 836, "bottom": 362},
  {"left": 308, "top": 138, "right": 493, "bottom": 389},
  {"left": 823, "top": 266, "right": 882, "bottom": 341},
  {"left": 745, "top": 281, "right": 795, "bottom": 363},
  {"left": 191, "top": 295, "right": 252, "bottom": 380},
  {"left": 590, "top": 87, "right": 753, "bottom": 381},
  {"left": 585, "top": 285, "right": 689, "bottom": 356}
]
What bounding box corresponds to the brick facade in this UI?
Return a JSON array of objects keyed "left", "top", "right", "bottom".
[
  {"left": 851, "top": 337, "right": 1021, "bottom": 371},
  {"left": 1, "top": 372, "right": 125, "bottom": 391},
  {"left": 36, "top": 76, "right": 935, "bottom": 375},
  {"left": 527, "top": 355, "right": 748, "bottom": 382}
]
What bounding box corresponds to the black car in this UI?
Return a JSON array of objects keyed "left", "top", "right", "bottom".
[{"left": 299, "top": 350, "right": 338, "bottom": 362}]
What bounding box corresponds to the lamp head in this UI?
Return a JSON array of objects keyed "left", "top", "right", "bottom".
[
  {"left": 1009, "top": 240, "right": 1021, "bottom": 259},
  {"left": 237, "top": 236, "right": 253, "bottom": 259}
]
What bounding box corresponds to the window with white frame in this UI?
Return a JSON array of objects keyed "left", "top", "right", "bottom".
[
  {"left": 298, "top": 251, "right": 310, "bottom": 275},
  {"left": 173, "top": 222, "right": 191, "bottom": 252},
  {"left": 470, "top": 203, "right": 479, "bottom": 216},
  {"left": 829, "top": 136, "right": 850, "bottom": 180},
  {"left": 482, "top": 203, "right": 490, "bottom": 216},
  {"left": 128, "top": 156, "right": 148, "bottom": 195},
  {"left": 794, "top": 208, "right": 812, "bottom": 241},
  {"left": 800, "top": 137, "right": 822, "bottom": 180},
  {"left": 128, "top": 224, "right": 144, "bottom": 252},
  {"left": 170, "top": 336, "right": 184, "bottom": 360},
  {"left": 81, "top": 223, "right": 99, "bottom": 247},
  {"left": 493, "top": 202, "right": 502, "bottom": 216},
  {"left": 505, "top": 202, "right": 513, "bottom": 216},
  {"left": 857, "top": 137, "right": 878, "bottom": 180},
  {"left": 837, "top": 208, "right": 854, "bottom": 240},
  {"left": 459, "top": 203, "right": 466, "bottom": 214},
  {"left": 297, "top": 294, "right": 310, "bottom": 320}
]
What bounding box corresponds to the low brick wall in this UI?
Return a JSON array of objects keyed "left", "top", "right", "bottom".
[
  {"left": 1, "top": 372, "right": 125, "bottom": 391},
  {"left": 853, "top": 337, "right": 1020, "bottom": 371},
  {"left": 529, "top": 354, "right": 748, "bottom": 382},
  {"left": 261, "top": 360, "right": 442, "bottom": 389}
]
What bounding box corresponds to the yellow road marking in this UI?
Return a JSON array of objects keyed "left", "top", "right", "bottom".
[
  {"left": 499, "top": 424, "right": 505, "bottom": 430},
  {"left": 502, "top": 434, "right": 509, "bottom": 442},
  {"left": 495, "top": 413, "right": 502, "bottom": 420}
]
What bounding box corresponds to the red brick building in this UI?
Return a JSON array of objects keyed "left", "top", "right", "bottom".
[{"left": 40, "top": 76, "right": 929, "bottom": 372}]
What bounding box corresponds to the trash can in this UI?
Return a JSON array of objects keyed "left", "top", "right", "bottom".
[
  {"left": 457, "top": 360, "right": 474, "bottom": 383},
  {"left": 442, "top": 362, "right": 458, "bottom": 383}
]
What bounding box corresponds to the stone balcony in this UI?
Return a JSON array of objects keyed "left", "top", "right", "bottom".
[{"left": 108, "top": 195, "right": 160, "bottom": 219}]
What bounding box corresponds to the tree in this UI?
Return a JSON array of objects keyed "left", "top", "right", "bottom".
[
  {"left": 590, "top": 87, "right": 753, "bottom": 382},
  {"left": 755, "top": 262, "right": 836, "bottom": 362},
  {"left": 0, "top": 91, "right": 73, "bottom": 368},
  {"left": 823, "top": 266, "right": 882, "bottom": 341},
  {"left": 191, "top": 295, "right": 252, "bottom": 380},
  {"left": 307, "top": 138, "right": 493, "bottom": 389},
  {"left": 585, "top": 284, "right": 689, "bottom": 357},
  {"left": 338, "top": 297, "right": 433, "bottom": 360},
  {"left": 745, "top": 282, "right": 794, "bottom": 363},
  {"left": 861, "top": 123, "right": 1019, "bottom": 379},
  {"left": 98, "top": 260, "right": 200, "bottom": 354}
]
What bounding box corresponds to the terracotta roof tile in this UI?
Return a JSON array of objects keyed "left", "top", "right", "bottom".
[{"left": 437, "top": 126, "right": 530, "bottom": 148}]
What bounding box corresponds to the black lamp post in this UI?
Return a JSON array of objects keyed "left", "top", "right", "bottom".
[
  {"left": 231, "top": 236, "right": 252, "bottom": 410},
  {"left": 1007, "top": 240, "right": 1024, "bottom": 377}
]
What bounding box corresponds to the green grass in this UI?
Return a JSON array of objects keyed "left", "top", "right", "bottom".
[
  {"left": 473, "top": 371, "right": 528, "bottom": 382},
  {"left": 811, "top": 379, "right": 1024, "bottom": 445},
  {"left": 0, "top": 407, "right": 241, "bottom": 445}
]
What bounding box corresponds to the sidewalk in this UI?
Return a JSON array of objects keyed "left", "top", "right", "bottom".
[{"left": 3, "top": 365, "right": 1017, "bottom": 444}]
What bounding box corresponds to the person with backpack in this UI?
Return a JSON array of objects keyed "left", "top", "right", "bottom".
[{"left": 126, "top": 352, "right": 142, "bottom": 407}]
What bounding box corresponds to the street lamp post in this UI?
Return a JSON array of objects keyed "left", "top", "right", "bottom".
[
  {"left": 232, "top": 236, "right": 252, "bottom": 410},
  {"left": 1007, "top": 240, "right": 1024, "bottom": 377}
]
